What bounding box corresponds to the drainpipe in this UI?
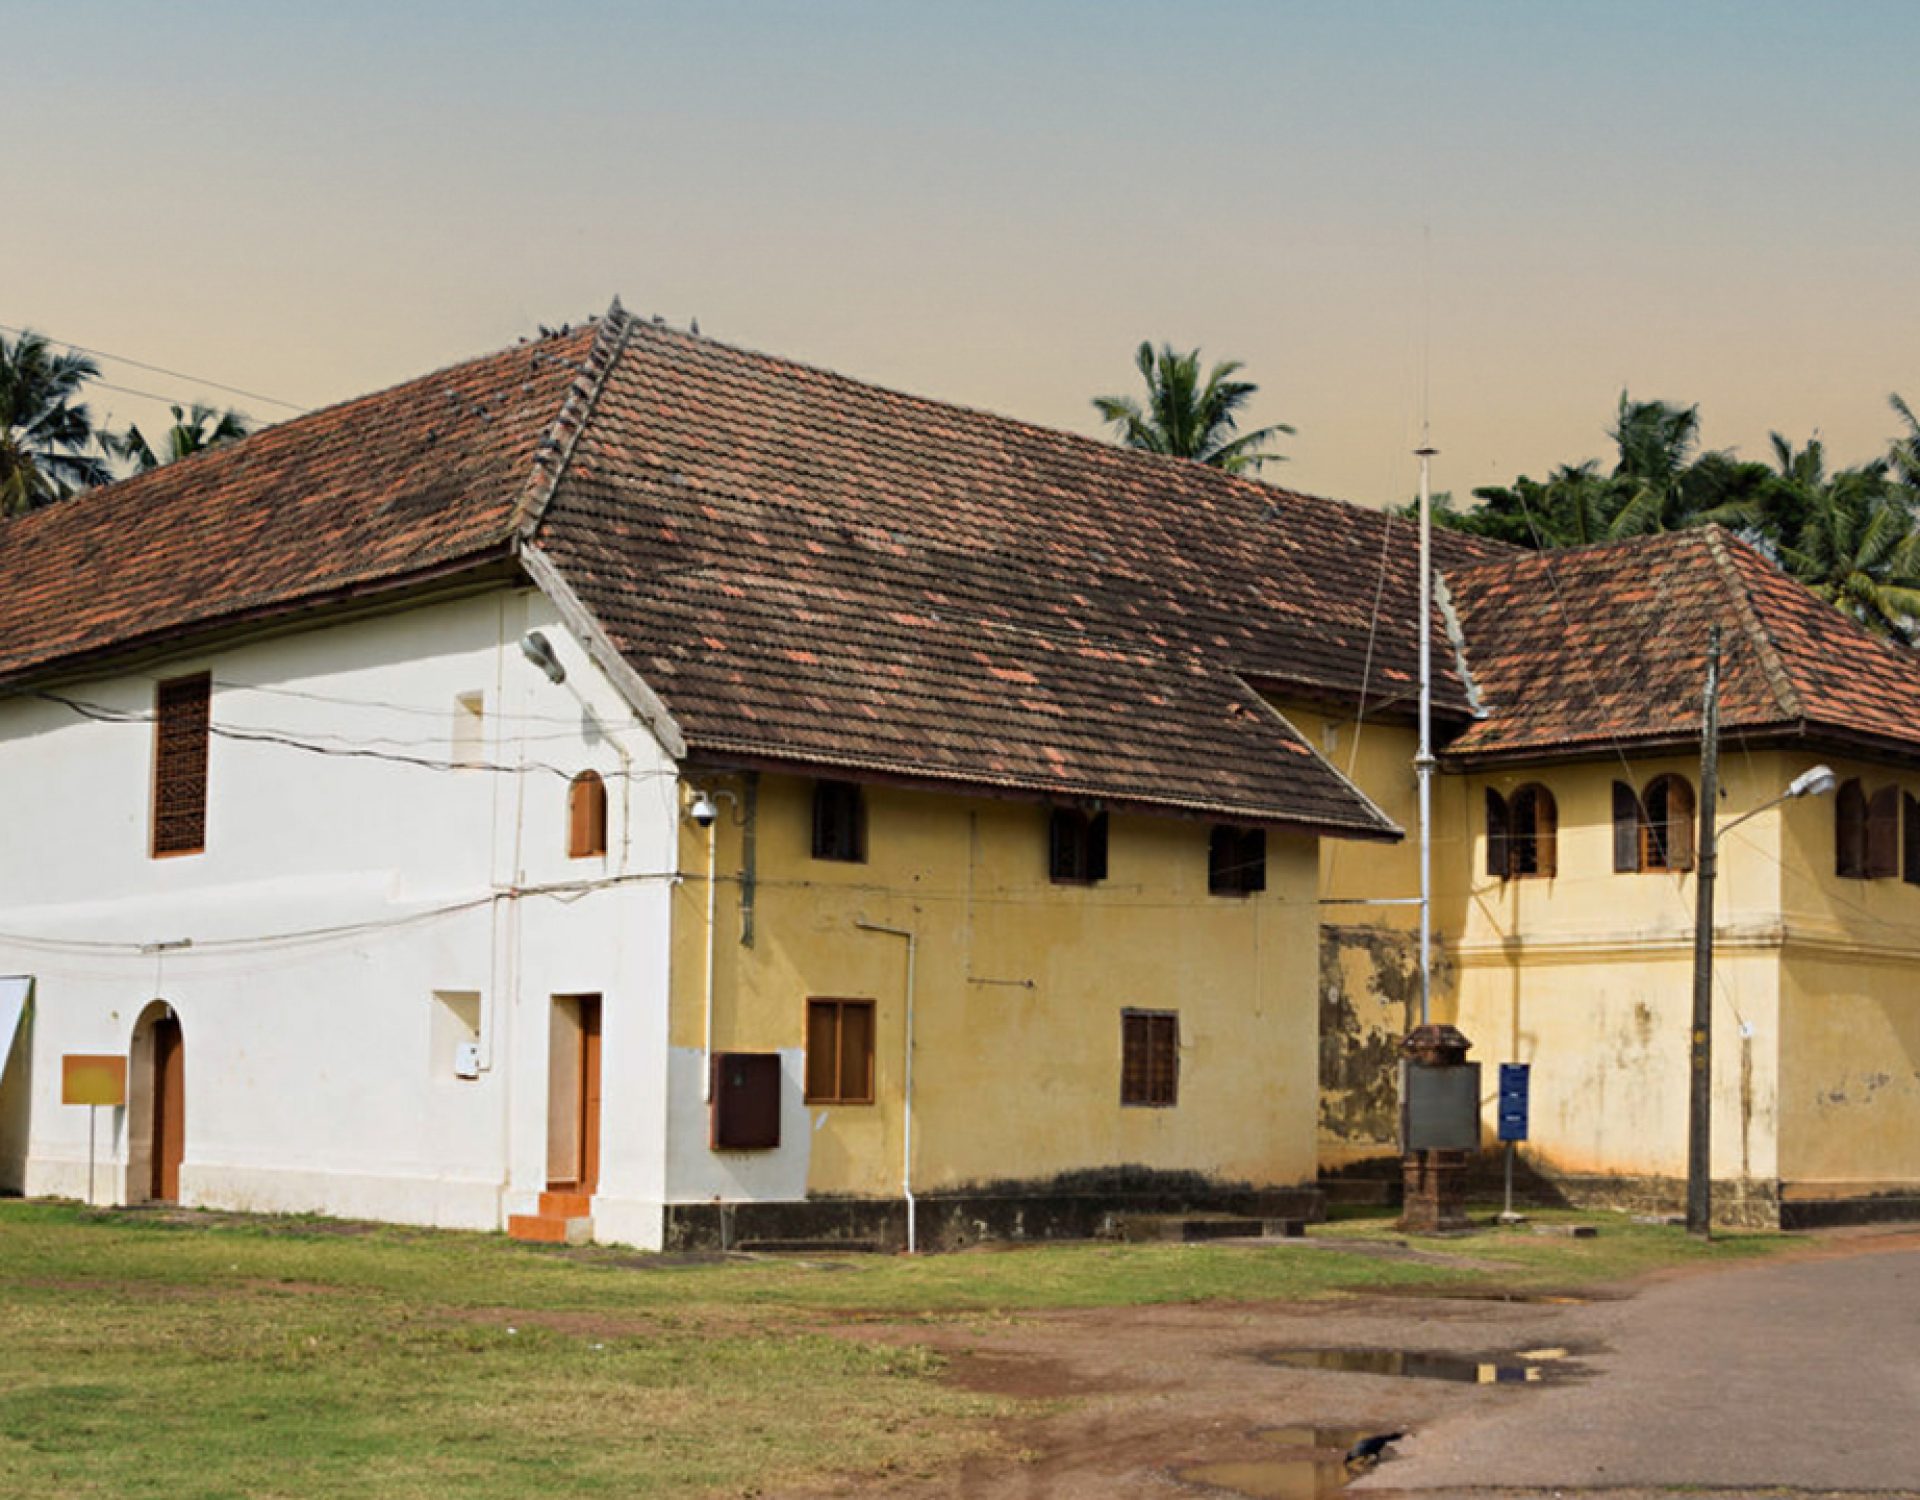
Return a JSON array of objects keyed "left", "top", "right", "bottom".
[
  {"left": 693, "top": 787, "right": 738, "bottom": 1102},
  {"left": 856, "top": 919, "right": 918, "bottom": 1253}
]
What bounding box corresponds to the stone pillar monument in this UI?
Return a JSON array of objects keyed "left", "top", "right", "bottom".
[{"left": 1399, "top": 1023, "right": 1476, "bottom": 1233}]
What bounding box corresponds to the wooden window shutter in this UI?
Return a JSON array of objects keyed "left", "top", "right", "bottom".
[
  {"left": 1147, "top": 1013, "right": 1177, "bottom": 1105},
  {"left": 1664, "top": 777, "right": 1696, "bottom": 872},
  {"left": 1836, "top": 779, "right": 1867, "bottom": 878},
  {"left": 1486, "top": 789, "right": 1510, "bottom": 879},
  {"left": 568, "top": 772, "right": 607, "bottom": 858},
  {"left": 1088, "top": 812, "right": 1109, "bottom": 882},
  {"left": 1904, "top": 794, "right": 1920, "bottom": 886},
  {"left": 839, "top": 1001, "right": 874, "bottom": 1103},
  {"left": 804, "top": 1002, "right": 838, "bottom": 1100},
  {"left": 152, "top": 673, "right": 211, "bottom": 857},
  {"left": 1533, "top": 787, "right": 1558, "bottom": 878},
  {"left": 1867, "top": 785, "right": 1899, "bottom": 878},
  {"left": 1612, "top": 782, "right": 1641, "bottom": 872}
]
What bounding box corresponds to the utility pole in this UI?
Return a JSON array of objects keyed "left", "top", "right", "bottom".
[{"left": 1687, "top": 625, "right": 1722, "bottom": 1237}]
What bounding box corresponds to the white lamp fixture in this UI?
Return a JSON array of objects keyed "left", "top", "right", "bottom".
[{"left": 518, "top": 630, "right": 566, "bottom": 684}]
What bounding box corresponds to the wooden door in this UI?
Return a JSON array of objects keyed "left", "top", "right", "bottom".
[
  {"left": 151, "top": 1015, "right": 184, "bottom": 1201},
  {"left": 578, "top": 997, "right": 602, "bottom": 1195}
]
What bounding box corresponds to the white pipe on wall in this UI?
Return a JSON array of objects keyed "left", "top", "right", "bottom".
[{"left": 856, "top": 918, "right": 919, "bottom": 1253}]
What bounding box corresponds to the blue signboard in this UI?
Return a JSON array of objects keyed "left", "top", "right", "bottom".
[{"left": 1497, "top": 1062, "right": 1530, "bottom": 1143}]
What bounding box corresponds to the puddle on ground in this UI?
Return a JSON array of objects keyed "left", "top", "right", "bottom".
[
  {"left": 1175, "top": 1426, "right": 1377, "bottom": 1499},
  {"left": 1369, "top": 1285, "right": 1598, "bottom": 1304},
  {"left": 1256, "top": 1345, "right": 1583, "bottom": 1384}
]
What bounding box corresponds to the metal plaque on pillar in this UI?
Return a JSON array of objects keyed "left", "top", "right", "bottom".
[{"left": 1400, "top": 1060, "right": 1481, "bottom": 1151}]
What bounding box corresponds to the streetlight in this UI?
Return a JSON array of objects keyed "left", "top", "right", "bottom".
[{"left": 1689, "top": 624, "right": 1836, "bottom": 1235}]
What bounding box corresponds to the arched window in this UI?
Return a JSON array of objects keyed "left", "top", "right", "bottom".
[
  {"left": 1836, "top": 779, "right": 1900, "bottom": 879},
  {"left": 1486, "top": 784, "right": 1557, "bottom": 879},
  {"left": 1641, "top": 775, "right": 1695, "bottom": 871},
  {"left": 568, "top": 771, "right": 607, "bottom": 858},
  {"left": 1613, "top": 776, "right": 1695, "bottom": 872}
]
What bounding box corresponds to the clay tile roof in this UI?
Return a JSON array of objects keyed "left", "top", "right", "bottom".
[
  {"left": 529, "top": 314, "right": 1510, "bottom": 833},
  {"left": 1443, "top": 525, "right": 1920, "bottom": 762},
  {"left": 0, "top": 323, "right": 605, "bottom": 685},
  {"left": 0, "top": 304, "right": 1517, "bottom": 836}
]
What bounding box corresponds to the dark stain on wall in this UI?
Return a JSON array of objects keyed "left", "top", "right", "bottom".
[{"left": 1319, "top": 925, "right": 1430, "bottom": 1151}]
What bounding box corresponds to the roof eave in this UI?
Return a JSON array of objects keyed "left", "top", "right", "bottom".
[
  {"left": 682, "top": 741, "right": 1404, "bottom": 843},
  {"left": 0, "top": 542, "right": 522, "bottom": 696}
]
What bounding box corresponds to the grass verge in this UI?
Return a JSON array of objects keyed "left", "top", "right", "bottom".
[{"left": 0, "top": 1198, "right": 1796, "bottom": 1497}]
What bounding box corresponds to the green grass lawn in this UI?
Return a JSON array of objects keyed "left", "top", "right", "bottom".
[{"left": 0, "top": 1199, "right": 1793, "bottom": 1498}]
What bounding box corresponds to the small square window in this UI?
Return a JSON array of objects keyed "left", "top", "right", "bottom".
[
  {"left": 812, "top": 781, "right": 866, "bottom": 862},
  {"left": 1048, "top": 808, "right": 1109, "bottom": 884},
  {"left": 1121, "top": 1010, "right": 1178, "bottom": 1107},
  {"left": 805, "top": 998, "right": 875, "bottom": 1104},
  {"left": 1207, "top": 826, "right": 1266, "bottom": 896}
]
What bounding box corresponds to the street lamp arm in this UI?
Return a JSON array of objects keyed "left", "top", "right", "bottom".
[{"left": 1716, "top": 764, "right": 1837, "bottom": 837}]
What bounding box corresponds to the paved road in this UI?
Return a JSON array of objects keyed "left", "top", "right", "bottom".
[{"left": 1358, "top": 1237, "right": 1920, "bottom": 1494}]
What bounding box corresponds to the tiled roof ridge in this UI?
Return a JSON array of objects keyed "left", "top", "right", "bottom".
[
  {"left": 1699, "top": 525, "right": 1806, "bottom": 722},
  {"left": 612, "top": 316, "right": 1520, "bottom": 552},
  {"left": 512, "top": 298, "right": 635, "bottom": 537},
  {"left": 1443, "top": 524, "right": 1711, "bottom": 587}
]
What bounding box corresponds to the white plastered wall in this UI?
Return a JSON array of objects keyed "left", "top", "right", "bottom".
[{"left": 0, "top": 584, "right": 679, "bottom": 1246}]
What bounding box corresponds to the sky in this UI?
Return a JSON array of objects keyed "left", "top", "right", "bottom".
[{"left": 7, "top": 0, "right": 1919, "bottom": 508}]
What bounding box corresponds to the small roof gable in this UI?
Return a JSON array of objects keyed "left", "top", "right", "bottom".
[
  {"left": 1443, "top": 526, "right": 1920, "bottom": 762},
  {"left": 0, "top": 324, "right": 605, "bottom": 686}
]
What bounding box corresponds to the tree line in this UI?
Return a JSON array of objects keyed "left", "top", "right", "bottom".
[
  {"left": 1094, "top": 343, "right": 1920, "bottom": 645},
  {"left": 0, "top": 328, "right": 249, "bottom": 516}
]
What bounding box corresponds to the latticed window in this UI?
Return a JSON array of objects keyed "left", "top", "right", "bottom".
[
  {"left": 1121, "top": 1009, "right": 1178, "bottom": 1107},
  {"left": 152, "top": 673, "right": 211, "bottom": 857},
  {"left": 805, "top": 998, "right": 875, "bottom": 1104}
]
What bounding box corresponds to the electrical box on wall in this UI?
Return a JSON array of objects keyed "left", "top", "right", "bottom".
[
  {"left": 710, "top": 1052, "right": 780, "bottom": 1150},
  {"left": 453, "top": 1041, "right": 481, "bottom": 1080}
]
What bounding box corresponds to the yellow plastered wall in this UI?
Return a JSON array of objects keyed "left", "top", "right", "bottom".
[
  {"left": 1775, "top": 759, "right": 1920, "bottom": 1196},
  {"left": 669, "top": 774, "right": 1322, "bottom": 1198},
  {"left": 1451, "top": 751, "right": 1805, "bottom": 1184}
]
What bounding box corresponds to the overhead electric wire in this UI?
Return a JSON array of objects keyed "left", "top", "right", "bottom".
[
  {"left": 0, "top": 320, "right": 311, "bottom": 413},
  {"left": 34, "top": 690, "right": 675, "bottom": 785},
  {"left": 0, "top": 870, "right": 681, "bottom": 959}
]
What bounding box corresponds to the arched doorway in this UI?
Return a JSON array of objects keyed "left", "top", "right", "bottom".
[{"left": 128, "top": 1002, "right": 184, "bottom": 1203}]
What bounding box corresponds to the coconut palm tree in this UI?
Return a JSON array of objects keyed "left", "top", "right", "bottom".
[
  {"left": 1092, "top": 342, "right": 1293, "bottom": 475},
  {"left": 1767, "top": 433, "right": 1920, "bottom": 641},
  {"left": 0, "top": 329, "right": 112, "bottom": 515},
  {"left": 1604, "top": 394, "right": 1765, "bottom": 540},
  {"left": 113, "top": 402, "right": 250, "bottom": 472}
]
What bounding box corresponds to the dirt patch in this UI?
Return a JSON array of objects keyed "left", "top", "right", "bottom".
[{"left": 935, "top": 1348, "right": 1122, "bottom": 1399}]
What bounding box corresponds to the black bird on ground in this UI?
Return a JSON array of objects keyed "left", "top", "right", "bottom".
[{"left": 1345, "top": 1431, "right": 1407, "bottom": 1466}]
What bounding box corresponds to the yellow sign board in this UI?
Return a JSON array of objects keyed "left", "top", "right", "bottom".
[{"left": 62, "top": 1054, "right": 127, "bottom": 1107}]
